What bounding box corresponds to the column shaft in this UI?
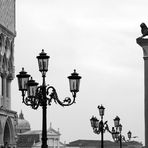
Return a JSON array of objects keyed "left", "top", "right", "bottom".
[
  {"left": 137, "top": 37, "right": 148, "bottom": 148},
  {"left": 144, "top": 59, "right": 148, "bottom": 147}
]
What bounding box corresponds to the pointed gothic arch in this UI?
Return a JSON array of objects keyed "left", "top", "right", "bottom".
[
  {"left": 10, "top": 40, "right": 14, "bottom": 57},
  {"left": 3, "top": 116, "right": 15, "bottom": 147},
  {"left": 0, "top": 34, "right": 5, "bottom": 69},
  {"left": 0, "top": 33, "right": 5, "bottom": 56},
  {"left": 0, "top": 34, "right": 2, "bottom": 48},
  {"left": 8, "top": 40, "right": 14, "bottom": 73},
  {"left": 2, "top": 55, "right": 7, "bottom": 72},
  {"left": 5, "top": 37, "right": 11, "bottom": 60}
]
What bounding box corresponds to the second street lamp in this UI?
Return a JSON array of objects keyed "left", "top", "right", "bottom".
[
  {"left": 16, "top": 49, "right": 82, "bottom": 148},
  {"left": 111, "top": 116, "right": 123, "bottom": 148},
  {"left": 90, "top": 105, "right": 108, "bottom": 148},
  {"left": 107, "top": 116, "right": 134, "bottom": 148}
]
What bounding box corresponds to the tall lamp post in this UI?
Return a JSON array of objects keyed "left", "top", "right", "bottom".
[
  {"left": 90, "top": 105, "right": 108, "bottom": 148},
  {"left": 112, "top": 116, "right": 123, "bottom": 148},
  {"left": 127, "top": 130, "right": 138, "bottom": 141},
  {"left": 16, "top": 49, "right": 82, "bottom": 148},
  {"left": 109, "top": 117, "right": 134, "bottom": 148}
]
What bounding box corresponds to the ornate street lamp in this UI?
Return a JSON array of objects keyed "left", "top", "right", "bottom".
[
  {"left": 90, "top": 116, "right": 99, "bottom": 129},
  {"left": 16, "top": 49, "right": 82, "bottom": 148},
  {"left": 112, "top": 116, "right": 123, "bottom": 148},
  {"left": 36, "top": 49, "right": 49, "bottom": 75},
  {"left": 16, "top": 68, "right": 30, "bottom": 98},
  {"left": 127, "top": 131, "right": 138, "bottom": 141},
  {"left": 114, "top": 116, "right": 120, "bottom": 128},
  {"left": 98, "top": 105, "right": 105, "bottom": 118},
  {"left": 127, "top": 131, "right": 132, "bottom": 141},
  {"left": 109, "top": 117, "right": 135, "bottom": 148},
  {"left": 90, "top": 105, "right": 108, "bottom": 148}
]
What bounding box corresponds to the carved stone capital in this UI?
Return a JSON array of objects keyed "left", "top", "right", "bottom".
[
  {"left": 137, "top": 37, "right": 148, "bottom": 60},
  {"left": 7, "top": 73, "right": 14, "bottom": 80}
]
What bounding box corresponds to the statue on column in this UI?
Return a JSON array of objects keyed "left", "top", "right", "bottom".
[{"left": 140, "top": 23, "right": 148, "bottom": 38}]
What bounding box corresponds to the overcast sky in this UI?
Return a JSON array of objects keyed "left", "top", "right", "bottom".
[{"left": 11, "top": 0, "right": 148, "bottom": 145}]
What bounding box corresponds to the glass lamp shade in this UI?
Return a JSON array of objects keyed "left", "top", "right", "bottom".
[
  {"left": 127, "top": 131, "right": 132, "bottom": 139},
  {"left": 98, "top": 105, "right": 105, "bottom": 117},
  {"left": 68, "top": 69, "right": 81, "bottom": 93},
  {"left": 112, "top": 127, "right": 116, "bottom": 140},
  {"left": 114, "top": 116, "right": 120, "bottom": 128},
  {"left": 118, "top": 124, "right": 122, "bottom": 132},
  {"left": 90, "top": 116, "right": 99, "bottom": 128},
  {"left": 27, "top": 77, "right": 38, "bottom": 98},
  {"left": 16, "top": 68, "right": 30, "bottom": 91},
  {"left": 115, "top": 131, "right": 119, "bottom": 139},
  {"left": 36, "top": 49, "right": 50, "bottom": 73}
]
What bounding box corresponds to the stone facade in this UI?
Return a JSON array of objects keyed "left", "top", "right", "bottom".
[
  {"left": 0, "top": 0, "right": 15, "bottom": 34},
  {"left": 0, "top": 0, "right": 17, "bottom": 147}
]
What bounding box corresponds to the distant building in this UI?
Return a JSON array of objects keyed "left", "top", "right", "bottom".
[
  {"left": 0, "top": 0, "right": 17, "bottom": 147},
  {"left": 66, "top": 139, "right": 143, "bottom": 148},
  {"left": 16, "top": 111, "right": 31, "bottom": 134},
  {"left": 16, "top": 111, "right": 65, "bottom": 148}
]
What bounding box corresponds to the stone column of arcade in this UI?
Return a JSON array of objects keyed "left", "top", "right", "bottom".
[{"left": 137, "top": 37, "right": 148, "bottom": 148}]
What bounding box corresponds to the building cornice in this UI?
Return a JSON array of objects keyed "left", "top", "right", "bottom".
[
  {"left": 0, "top": 107, "right": 17, "bottom": 117},
  {"left": 0, "top": 23, "right": 16, "bottom": 38}
]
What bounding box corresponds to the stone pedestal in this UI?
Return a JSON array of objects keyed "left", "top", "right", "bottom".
[{"left": 137, "top": 37, "right": 148, "bottom": 148}]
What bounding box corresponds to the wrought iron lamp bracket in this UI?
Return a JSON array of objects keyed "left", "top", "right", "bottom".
[
  {"left": 92, "top": 120, "right": 108, "bottom": 135},
  {"left": 93, "top": 128, "right": 101, "bottom": 134},
  {"left": 21, "top": 84, "right": 77, "bottom": 109},
  {"left": 21, "top": 86, "right": 43, "bottom": 109},
  {"left": 22, "top": 96, "right": 40, "bottom": 109},
  {"left": 46, "top": 85, "right": 76, "bottom": 106},
  {"left": 105, "top": 124, "right": 114, "bottom": 134}
]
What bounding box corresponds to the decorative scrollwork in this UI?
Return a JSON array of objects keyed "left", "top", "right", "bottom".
[
  {"left": 92, "top": 120, "right": 108, "bottom": 135},
  {"left": 46, "top": 86, "right": 76, "bottom": 106},
  {"left": 21, "top": 84, "right": 76, "bottom": 109},
  {"left": 23, "top": 96, "right": 40, "bottom": 109},
  {"left": 21, "top": 86, "right": 42, "bottom": 109},
  {"left": 93, "top": 128, "right": 101, "bottom": 134}
]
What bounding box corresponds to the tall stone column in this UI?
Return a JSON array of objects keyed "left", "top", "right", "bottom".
[
  {"left": 137, "top": 37, "right": 148, "bottom": 148},
  {"left": 0, "top": 74, "right": 2, "bottom": 107},
  {"left": 53, "top": 138, "right": 55, "bottom": 148}
]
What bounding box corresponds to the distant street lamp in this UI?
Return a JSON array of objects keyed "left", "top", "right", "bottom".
[
  {"left": 112, "top": 116, "right": 123, "bottom": 148},
  {"left": 127, "top": 130, "right": 138, "bottom": 141},
  {"left": 16, "top": 49, "right": 82, "bottom": 148},
  {"left": 127, "top": 131, "right": 132, "bottom": 141},
  {"left": 108, "top": 116, "right": 135, "bottom": 148},
  {"left": 90, "top": 105, "right": 108, "bottom": 148}
]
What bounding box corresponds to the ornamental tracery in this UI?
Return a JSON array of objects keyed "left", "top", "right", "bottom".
[
  {"left": 5, "top": 37, "right": 11, "bottom": 59},
  {"left": 0, "top": 33, "right": 5, "bottom": 56}
]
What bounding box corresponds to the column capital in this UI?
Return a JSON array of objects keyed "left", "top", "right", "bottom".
[{"left": 137, "top": 37, "right": 148, "bottom": 60}]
